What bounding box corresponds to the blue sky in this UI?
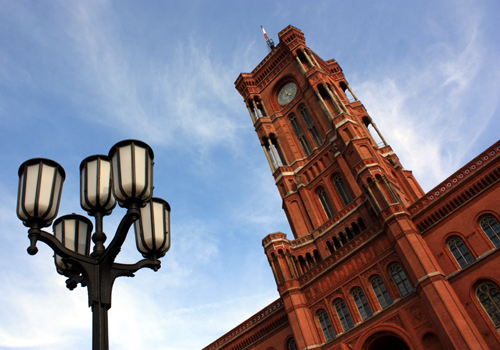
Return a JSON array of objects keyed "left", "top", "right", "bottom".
[{"left": 0, "top": 1, "right": 498, "bottom": 349}]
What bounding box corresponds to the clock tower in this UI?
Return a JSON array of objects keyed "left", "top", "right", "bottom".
[
  {"left": 235, "top": 26, "right": 423, "bottom": 240},
  {"left": 229, "top": 25, "right": 493, "bottom": 350}
]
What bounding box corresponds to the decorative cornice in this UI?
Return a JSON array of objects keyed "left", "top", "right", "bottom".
[
  {"left": 201, "top": 299, "right": 285, "bottom": 350},
  {"left": 409, "top": 141, "right": 500, "bottom": 218}
]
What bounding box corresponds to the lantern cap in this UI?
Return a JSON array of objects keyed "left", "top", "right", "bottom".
[
  {"left": 53, "top": 213, "right": 94, "bottom": 229},
  {"left": 18, "top": 158, "right": 66, "bottom": 179},
  {"left": 153, "top": 197, "right": 171, "bottom": 211},
  {"left": 79, "top": 154, "right": 110, "bottom": 171},
  {"left": 108, "top": 140, "right": 154, "bottom": 160}
]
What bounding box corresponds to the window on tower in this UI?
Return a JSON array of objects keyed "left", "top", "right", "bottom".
[
  {"left": 299, "top": 105, "right": 323, "bottom": 147},
  {"left": 317, "top": 187, "right": 336, "bottom": 219},
  {"left": 333, "top": 175, "right": 353, "bottom": 206},
  {"left": 290, "top": 114, "right": 313, "bottom": 156}
]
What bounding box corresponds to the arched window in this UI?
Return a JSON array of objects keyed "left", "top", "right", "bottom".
[
  {"left": 358, "top": 217, "right": 367, "bottom": 231},
  {"left": 447, "top": 237, "right": 475, "bottom": 268},
  {"left": 299, "top": 105, "right": 323, "bottom": 147},
  {"left": 481, "top": 216, "right": 500, "bottom": 248},
  {"left": 287, "top": 337, "right": 298, "bottom": 350},
  {"left": 289, "top": 114, "right": 312, "bottom": 156},
  {"left": 326, "top": 241, "right": 335, "bottom": 254},
  {"left": 476, "top": 282, "right": 500, "bottom": 330},
  {"left": 371, "top": 275, "right": 393, "bottom": 309},
  {"left": 317, "top": 187, "right": 336, "bottom": 219},
  {"left": 317, "top": 310, "right": 335, "bottom": 341},
  {"left": 333, "top": 175, "right": 352, "bottom": 206},
  {"left": 334, "top": 299, "right": 354, "bottom": 331},
  {"left": 390, "top": 263, "right": 413, "bottom": 297},
  {"left": 352, "top": 288, "right": 373, "bottom": 320}
]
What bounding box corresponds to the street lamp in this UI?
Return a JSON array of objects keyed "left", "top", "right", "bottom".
[{"left": 16, "top": 140, "right": 170, "bottom": 350}]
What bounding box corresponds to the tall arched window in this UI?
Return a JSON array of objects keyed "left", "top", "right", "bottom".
[
  {"left": 481, "top": 216, "right": 500, "bottom": 248},
  {"left": 299, "top": 105, "right": 323, "bottom": 147},
  {"left": 317, "top": 310, "right": 335, "bottom": 341},
  {"left": 333, "top": 175, "right": 352, "bottom": 206},
  {"left": 447, "top": 237, "right": 475, "bottom": 268},
  {"left": 390, "top": 263, "right": 413, "bottom": 297},
  {"left": 290, "top": 114, "right": 312, "bottom": 156},
  {"left": 352, "top": 288, "right": 373, "bottom": 320},
  {"left": 371, "top": 275, "right": 393, "bottom": 309},
  {"left": 287, "top": 337, "right": 298, "bottom": 350},
  {"left": 476, "top": 282, "right": 500, "bottom": 330},
  {"left": 317, "top": 187, "right": 336, "bottom": 219},
  {"left": 334, "top": 299, "right": 354, "bottom": 331}
]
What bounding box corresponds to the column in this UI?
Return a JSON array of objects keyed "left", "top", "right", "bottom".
[
  {"left": 294, "top": 55, "right": 306, "bottom": 74},
  {"left": 323, "top": 84, "right": 342, "bottom": 115},
  {"left": 364, "top": 184, "right": 382, "bottom": 214},
  {"left": 369, "top": 119, "right": 388, "bottom": 147},
  {"left": 314, "top": 89, "right": 334, "bottom": 121},
  {"left": 258, "top": 98, "right": 270, "bottom": 118},
  {"left": 262, "top": 144, "right": 277, "bottom": 172},
  {"left": 268, "top": 138, "right": 282, "bottom": 167},
  {"left": 374, "top": 178, "right": 390, "bottom": 208},
  {"left": 251, "top": 99, "right": 263, "bottom": 119},
  {"left": 246, "top": 104, "right": 257, "bottom": 123},
  {"left": 307, "top": 50, "right": 320, "bottom": 67},
  {"left": 300, "top": 49, "right": 315, "bottom": 68},
  {"left": 383, "top": 177, "right": 401, "bottom": 205},
  {"left": 329, "top": 86, "right": 348, "bottom": 113},
  {"left": 346, "top": 84, "right": 359, "bottom": 101}
]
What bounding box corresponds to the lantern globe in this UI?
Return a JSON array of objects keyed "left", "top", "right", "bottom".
[
  {"left": 80, "top": 155, "right": 117, "bottom": 216},
  {"left": 53, "top": 214, "right": 93, "bottom": 274},
  {"left": 134, "top": 197, "right": 171, "bottom": 259},
  {"left": 108, "top": 140, "right": 154, "bottom": 209},
  {"left": 17, "top": 158, "right": 66, "bottom": 228}
]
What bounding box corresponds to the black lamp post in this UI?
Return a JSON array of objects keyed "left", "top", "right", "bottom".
[{"left": 16, "top": 140, "right": 170, "bottom": 350}]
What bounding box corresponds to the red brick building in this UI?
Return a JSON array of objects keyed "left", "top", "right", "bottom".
[{"left": 202, "top": 26, "right": 500, "bottom": 350}]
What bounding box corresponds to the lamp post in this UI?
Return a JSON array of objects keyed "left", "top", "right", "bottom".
[{"left": 16, "top": 140, "right": 170, "bottom": 350}]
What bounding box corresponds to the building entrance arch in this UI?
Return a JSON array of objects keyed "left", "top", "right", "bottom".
[{"left": 363, "top": 332, "right": 410, "bottom": 350}]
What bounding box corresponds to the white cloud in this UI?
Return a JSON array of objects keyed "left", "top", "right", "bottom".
[
  {"left": 356, "top": 6, "right": 497, "bottom": 192},
  {"left": 59, "top": 1, "right": 246, "bottom": 153}
]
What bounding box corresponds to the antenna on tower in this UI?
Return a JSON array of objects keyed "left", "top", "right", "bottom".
[{"left": 261, "top": 26, "right": 275, "bottom": 52}]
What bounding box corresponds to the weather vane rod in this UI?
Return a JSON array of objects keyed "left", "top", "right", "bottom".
[{"left": 261, "top": 26, "right": 275, "bottom": 52}]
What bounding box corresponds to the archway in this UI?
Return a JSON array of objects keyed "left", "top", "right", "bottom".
[{"left": 365, "top": 334, "right": 410, "bottom": 350}]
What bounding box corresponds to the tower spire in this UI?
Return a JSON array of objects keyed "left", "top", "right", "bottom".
[{"left": 261, "top": 26, "right": 275, "bottom": 52}]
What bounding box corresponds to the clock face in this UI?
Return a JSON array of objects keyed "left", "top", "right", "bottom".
[{"left": 278, "top": 83, "right": 297, "bottom": 105}]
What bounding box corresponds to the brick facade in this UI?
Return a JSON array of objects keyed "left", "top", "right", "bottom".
[{"left": 203, "top": 26, "right": 500, "bottom": 350}]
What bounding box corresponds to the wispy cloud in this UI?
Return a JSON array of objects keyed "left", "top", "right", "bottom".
[
  {"left": 356, "top": 6, "right": 497, "bottom": 192},
  {"left": 61, "top": 1, "right": 246, "bottom": 153}
]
